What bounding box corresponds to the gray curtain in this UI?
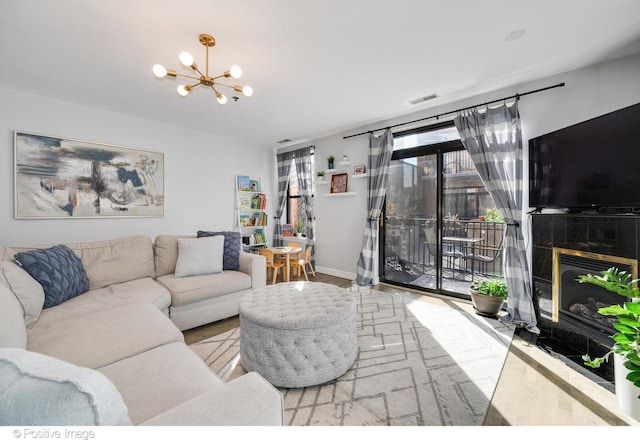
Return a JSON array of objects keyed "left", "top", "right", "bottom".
[
  {"left": 294, "top": 147, "right": 315, "bottom": 261},
  {"left": 274, "top": 151, "right": 295, "bottom": 247},
  {"left": 454, "top": 100, "right": 539, "bottom": 334},
  {"left": 356, "top": 129, "right": 394, "bottom": 286}
]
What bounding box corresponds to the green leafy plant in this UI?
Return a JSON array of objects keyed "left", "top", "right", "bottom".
[
  {"left": 484, "top": 208, "right": 504, "bottom": 223},
  {"left": 471, "top": 277, "right": 508, "bottom": 299},
  {"left": 316, "top": 171, "right": 325, "bottom": 177},
  {"left": 327, "top": 156, "right": 334, "bottom": 163},
  {"left": 577, "top": 267, "right": 640, "bottom": 395},
  {"left": 295, "top": 219, "right": 305, "bottom": 234}
]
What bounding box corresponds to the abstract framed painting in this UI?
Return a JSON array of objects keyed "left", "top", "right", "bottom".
[{"left": 14, "top": 131, "right": 165, "bottom": 219}]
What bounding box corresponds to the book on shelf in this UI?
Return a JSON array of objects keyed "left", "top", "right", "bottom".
[
  {"left": 239, "top": 195, "right": 251, "bottom": 210},
  {"left": 250, "top": 193, "right": 266, "bottom": 210},
  {"left": 251, "top": 211, "right": 267, "bottom": 226},
  {"left": 239, "top": 215, "right": 253, "bottom": 227},
  {"left": 249, "top": 179, "right": 261, "bottom": 192},
  {"left": 237, "top": 175, "right": 251, "bottom": 192}
]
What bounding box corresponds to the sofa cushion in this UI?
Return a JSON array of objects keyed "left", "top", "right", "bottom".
[
  {"left": 28, "top": 303, "right": 183, "bottom": 370},
  {"left": 14, "top": 245, "right": 90, "bottom": 309},
  {"left": 1, "top": 246, "right": 45, "bottom": 327},
  {"left": 65, "top": 236, "right": 156, "bottom": 290},
  {"left": 98, "top": 342, "right": 223, "bottom": 425},
  {"left": 0, "top": 283, "right": 27, "bottom": 349},
  {"left": 157, "top": 270, "right": 252, "bottom": 307},
  {"left": 0, "top": 348, "right": 131, "bottom": 426},
  {"left": 154, "top": 235, "right": 192, "bottom": 277},
  {"left": 175, "top": 236, "right": 224, "bottom": 278},
  {"left": 197, "top": 230, "right": 242, "bottom": 270}
]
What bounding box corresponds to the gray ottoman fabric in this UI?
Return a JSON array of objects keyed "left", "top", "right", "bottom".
[{"left": 239, "top": 282, "right": 357, "bottom": 388}]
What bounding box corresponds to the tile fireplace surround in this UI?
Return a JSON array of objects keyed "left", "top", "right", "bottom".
[{"left": 531, "top": 213, "right": 640, "bottom": 389}]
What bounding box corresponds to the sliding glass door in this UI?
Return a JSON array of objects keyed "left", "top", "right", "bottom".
[{"left": 380, "top": 123, "right": 503, "bottom": 297}]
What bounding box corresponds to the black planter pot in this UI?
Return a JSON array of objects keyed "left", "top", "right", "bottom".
[{"left": 470, "top": 289, "right": 505, "bottom": 317}]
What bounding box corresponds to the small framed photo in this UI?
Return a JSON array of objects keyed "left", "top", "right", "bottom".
[
  {"left": 330, "top": 173, "right": 348, "bottom": 193},
  {"left": 354, "top": 165, "right": 366, "bottom": 175}
]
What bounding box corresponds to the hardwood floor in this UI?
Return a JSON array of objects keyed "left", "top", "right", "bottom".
[{"left": 183, "top": 273, "right": 640, "bottom": 426}]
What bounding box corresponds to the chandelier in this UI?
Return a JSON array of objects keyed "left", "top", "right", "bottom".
[{"left": 152, "top": 33, "right": 253, "bottom": 105}]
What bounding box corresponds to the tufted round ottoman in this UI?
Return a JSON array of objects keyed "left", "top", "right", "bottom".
[{"left": 239, "top": 281, "right": 358, "bottom": 388}]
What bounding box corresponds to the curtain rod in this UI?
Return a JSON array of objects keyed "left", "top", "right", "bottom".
[{"left": 343, "top": 82, "right": 565, "bottom": 139}]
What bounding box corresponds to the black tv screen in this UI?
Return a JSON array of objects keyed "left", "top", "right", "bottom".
[{"left": 529, "top": 102, "right": 640, "bottom": 210}]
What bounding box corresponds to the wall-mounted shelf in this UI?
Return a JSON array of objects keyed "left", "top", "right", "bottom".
[
  {"left": 316, "top": 180, "right": 329, "bottom": 185},
  {"left": 325, "top": 192, "right": 356, "bottom": 197},
  {"left": 352, "top": 173, "right": 367, "bottom": 179}
]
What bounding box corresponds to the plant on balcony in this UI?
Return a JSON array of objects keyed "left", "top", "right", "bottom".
[
  {"left": 470, "top": 277, "right": 507, "bottom": 317},
  {"left": 484, "top": 208, "right": 504, "bottom": 223}
]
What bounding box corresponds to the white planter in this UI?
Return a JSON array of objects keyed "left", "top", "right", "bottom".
[{"left": 614, "top": 353, "right": 640, "bottom": 421}]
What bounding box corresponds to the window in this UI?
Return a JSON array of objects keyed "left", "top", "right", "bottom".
[{"left": 286, "top": 155, "right": 315, "bottom": 229}]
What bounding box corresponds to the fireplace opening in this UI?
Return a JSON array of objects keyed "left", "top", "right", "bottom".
[{"left": 553, "top": 248, "right": 638, "bottom": 343}]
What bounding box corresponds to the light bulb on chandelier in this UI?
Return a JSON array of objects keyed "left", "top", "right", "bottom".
[{"left": 153, "top": 33, "right": 253, "bottom": 105}]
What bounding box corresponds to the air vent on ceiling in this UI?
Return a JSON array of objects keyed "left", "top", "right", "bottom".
[
  {"left": 277, "top": 139, "right": 292, "bottom": 144},
  {"left": 409, "top": 94, "right": 439, "bottom": 105}
]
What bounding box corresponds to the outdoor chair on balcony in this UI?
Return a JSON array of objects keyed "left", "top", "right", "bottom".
[
  {"left": 423, "top": 227, "right": 464, "bottom": 279},
  {"left": 461, "top": 229, "right": 505, "bottom": 282}
]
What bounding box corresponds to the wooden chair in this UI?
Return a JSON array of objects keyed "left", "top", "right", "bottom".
[
  {"left": 259, "top": 248, "right": 285, "bottom": 284},
  {"left": 275, "top": 241, "right": 302, "bottom": 264},
  {"left": 290, "top": 246, "right": 316, "bottom": 281}
]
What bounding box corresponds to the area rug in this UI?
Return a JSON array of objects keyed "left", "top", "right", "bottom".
[{"left": 189, "top": 287, "right": 514, "bottom": 426}]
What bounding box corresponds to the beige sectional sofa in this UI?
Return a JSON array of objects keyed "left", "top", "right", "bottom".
[{"left": 0, "top": 234, "right": 282, "bottom": 426}]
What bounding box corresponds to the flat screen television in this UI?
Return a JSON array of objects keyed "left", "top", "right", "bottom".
[{"left": 529, "top": 102, "right": 640, "bottom": 212}]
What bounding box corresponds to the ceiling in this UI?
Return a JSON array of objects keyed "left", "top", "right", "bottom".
[{"left": 2, "top": 1, "right": 640, "bottom": 149}]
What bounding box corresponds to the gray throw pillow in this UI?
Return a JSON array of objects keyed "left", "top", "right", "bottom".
[
  {"left": 14, "top": 245, "right": 90, "bottom": 309},
  {"left": 197, "top": 230, "right": 241, "bottom": 270},
  {"left": 175, "top": 236, "right": 225, "bottom": 278}
]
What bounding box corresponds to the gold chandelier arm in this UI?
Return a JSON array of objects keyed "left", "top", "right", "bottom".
[
  {"left": 214, "top": 82, "right": 242, "bottom": 90},
  {"left": 173, "top": 72, "right": 201, "bottom": 82}
]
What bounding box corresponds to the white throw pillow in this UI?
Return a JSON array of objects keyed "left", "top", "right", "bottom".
[
  {"left": 175, "top": 236, "right": 225, "bottom": 278},
  {"left": 0, "top": 348, "right": 131, "bottom": 426}
]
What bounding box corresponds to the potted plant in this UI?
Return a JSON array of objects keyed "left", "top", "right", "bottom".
[
  {"left": 327, "top": 156, "right": 334, "bottom": 169},
  {"left": 316, "top": 170, "right": 325, "bottom": 181},
  {"left": 577, "top": 267, "right": 640, "bottom": 420},
  {"left": 470, "top": 277, "right": 507, "bottom": 317},
  {"left": 295, "top": 219, "right": 305, "bottom": 237}
]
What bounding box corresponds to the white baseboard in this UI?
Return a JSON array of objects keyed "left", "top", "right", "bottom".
[{"left": 315, "top": 266, "right": 356, "bottom": 281}]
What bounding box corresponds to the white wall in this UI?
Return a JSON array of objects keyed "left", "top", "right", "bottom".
[
  {"left": 0, "top": 88, "right": 273, "bottom": 246},
  {"left": 297, "top": 52, "right": 640, "bottom": 281}
]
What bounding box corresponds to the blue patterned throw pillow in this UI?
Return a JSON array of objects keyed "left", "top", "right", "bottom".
[
  {"left": 14, "top": 245, "right": 90, "bottom": 309},
  {"left": 196, "top": 231, "right": 241, "bottom": 270}
]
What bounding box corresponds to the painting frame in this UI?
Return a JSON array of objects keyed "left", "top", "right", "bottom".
[
  {"left": 14, "top": 131, "right": 165, "bottom": 219},
  {"left": 353, "top": 165, "right": 366, "bottom": 175},
  {"left": 330, "top": 173, "right": 348, "bottom": 193}
]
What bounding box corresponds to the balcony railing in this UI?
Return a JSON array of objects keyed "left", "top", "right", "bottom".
[{"left": 384, "top": 216, "right": 505, "bottom": 285}]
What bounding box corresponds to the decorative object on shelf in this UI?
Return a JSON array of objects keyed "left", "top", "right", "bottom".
[
  {"left": 249, "top": 179, "right": 260, "bottom": 192},
  {"left": 327, "top": 156, "right": 335, "bottom": 169},
  {"left": 14, "top": 131, "right": 164, "bottom": 219},
  {"left": 316, "top": 171, "right": 325, "bottom": 181},
  {"left": 469, "top": 277, "right": 507, "bottom": 317},
  {"left": 354, "top": 165, "right": 366, "bottom": 175},
  {"left": 577, "top": 267, "right": 640, "bottom": 420},
  {"left": 295, "top": 219, "right": 306, "bottom": 237},
  {"left": 153, "top": 33, "right": 253, "bottom": 105},
  {"left": 282, "top": 224, "right": 294, "bottom": 238},
  {"left": 330, "top": 173, "right": 348, "bottom": 194},
  {"left": 342, "top": 155, "right": 349, "bottom": 162}
]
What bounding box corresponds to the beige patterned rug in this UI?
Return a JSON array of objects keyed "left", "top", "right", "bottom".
[{"left": 189, "top": 287, "right": 514, "bottom": 426}]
